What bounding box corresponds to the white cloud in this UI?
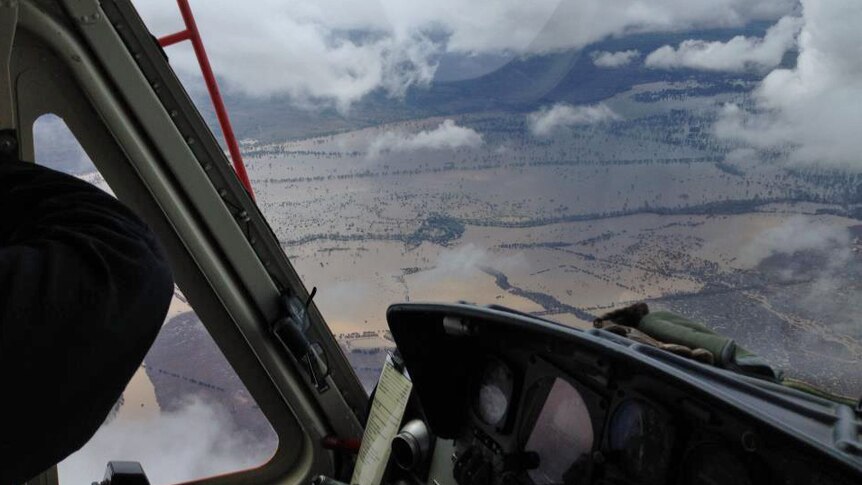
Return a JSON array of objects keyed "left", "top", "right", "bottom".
[
  {"left": 739, "top": 217, "right": 859, "bottom": 343},
  {"left": 386, "top": 0, "right": 795, "bottom": 55},
  {"left": 739, "top": 216, "right": 854, "bottom": 312},
  {"left": 714, "top": 1, "right": 862, "bottom": 166},
  {"left": 416, "top": 243, "right": 528, "bottom": 286},
  {"left": 724, "top": 147, "right": 760, "bottom": 164},
  {"left": 645, "top": 15, "right": 802, "bottom": 71},
  {"left": 134, "top": 0, "right": 796, "bottom": 108},
  {"left": 527, "top": 103, "right": 620, "bottom": 137},
  {"left": 368, "top": 119, "right": 482, "bottom": 157},
  {"left": 592, "top": 50, "right": 640, "bottom": 68},
  {"left": 59, "top": 398, "right": 271, "bottom": 485},
  {"left": 135, "top": 0, "right": 439, "bottom": 111},
  {"left": 740, "top": 216, "right": 850, "bottom": 266}
]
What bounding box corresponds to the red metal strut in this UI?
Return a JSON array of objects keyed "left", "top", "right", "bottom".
[{"left": 158, "top": 0, "right": 255, "bottom": 199}]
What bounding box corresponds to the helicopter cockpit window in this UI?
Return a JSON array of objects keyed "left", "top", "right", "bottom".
[
  {"left": 32, "top": 115, "right": 96, "bottom": 175},
  {"left": 135, "top": 0, "right": 860, "bottom": 407},
  {"left": 31, "top": 115, "right": 278, "bottom": 484},
  {"left": 57, "top": 300, "right": 279, "bottom": 484}
]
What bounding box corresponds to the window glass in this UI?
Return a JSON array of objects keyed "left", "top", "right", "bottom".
[
  {"left": 134, "top": 0, "right": 862, "bottom": 398},
  {"left": 58, "top": 292, "right": 278, "bottom": 485},
  {"left": 32, "top": 114, "right": 94, "bottom": 175},
  {"left": 58, "top": 291, "right": 278, "bottom": 484},
  {"left": 32, "top": 115, "right": 278, "bottom": 484}
]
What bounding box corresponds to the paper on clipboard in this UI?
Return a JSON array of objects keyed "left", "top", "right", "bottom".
[{"left": 351, "top": 354, "right": 413, "bottom": 485}]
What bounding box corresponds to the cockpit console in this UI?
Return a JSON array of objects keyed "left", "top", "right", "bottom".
[{"left": 380, "top": 303, "right": 862, "bottom": 485}]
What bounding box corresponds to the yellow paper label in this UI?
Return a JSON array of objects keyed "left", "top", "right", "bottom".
[{"left": 351, "top": 355, "right": 413, "bottom": 485}]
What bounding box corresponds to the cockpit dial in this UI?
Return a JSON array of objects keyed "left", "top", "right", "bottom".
[
  {"left": 607, "top": 399, "right": 674, "bottom": 485},
  {"left": 473, "top": 358, "right": 515, "bottom": 427}
]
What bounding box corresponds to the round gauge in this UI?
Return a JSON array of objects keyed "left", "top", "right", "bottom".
[
  {"left": 473, "top": 359, "right": 515, "bottom": 426},
  {"left": 607, "top": 399, "right": 674, "bottom": 485}
]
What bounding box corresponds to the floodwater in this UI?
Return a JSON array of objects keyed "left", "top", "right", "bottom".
[{"left": 116, "top": 366, "right": 160, "bottom": 421}]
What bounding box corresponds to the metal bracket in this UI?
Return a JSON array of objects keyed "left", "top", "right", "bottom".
[
  {"left": 0, "top": 0, "right": 18, "bottom": 132},
  {"left": 271, "top": 289, "right": 331, "bottom": 393}
]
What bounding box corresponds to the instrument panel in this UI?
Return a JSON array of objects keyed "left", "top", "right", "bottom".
[
  {"left": 385, "top": 303, "right": 862, "bottom": 485},
  {"left": 474, "top": 358, "right": 516, "bottom": 429}
]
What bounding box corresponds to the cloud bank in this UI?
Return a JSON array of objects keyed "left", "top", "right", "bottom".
[
  {"left": 713, "top": 1, "right": 862, "bottom": 166},
  {"left": 528, "top": 103, "right": 620, "bottom": 137},
  {"left": 135, "top": 0, "right": 862, "bottom": 167},
  {"left": 368, "top": 119, "right": 482, "bottom": 157},
  {"left": 135, "top": 0, "right": 796, "bottom": 109},
  {"left": 592, "top": 50, "right": 639, "bottom": 68},
  {"left": 59, "top": 398, "right": 273, "bottom": 485},
  {"left": 645, "top": 15, "right": 802, "bottom": 72}
]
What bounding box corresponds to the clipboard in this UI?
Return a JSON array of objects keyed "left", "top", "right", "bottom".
[{"left": 351, "top": 353, "right": 413, "bottom": 485}]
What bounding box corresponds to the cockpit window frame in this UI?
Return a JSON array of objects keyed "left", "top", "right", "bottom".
[{"left": 10, "top": 0, "right": 365, "bottom": 482}]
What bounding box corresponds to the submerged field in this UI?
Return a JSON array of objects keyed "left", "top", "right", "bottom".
[{"left": 238, "top": 83, "right": 862, "bottom": 396}]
